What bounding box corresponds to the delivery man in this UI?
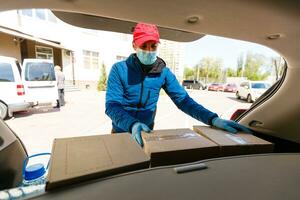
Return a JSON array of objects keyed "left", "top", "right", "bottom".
[{"left": 105, "top": 22, "right": 251, "bottom": 146}]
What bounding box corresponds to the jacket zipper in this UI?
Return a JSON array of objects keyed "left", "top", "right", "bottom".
[
  {"left": 137, "top": 81, "right": 151, "bottom": 110},
  {"left": 136, "top": 66, "right": 150, "bottom": 116},
  {"left": 142, "top": 90, "right": 150, "bottom": 108},
  {"left": 137, "top": 81, "right": 144, "bottom": 109}
]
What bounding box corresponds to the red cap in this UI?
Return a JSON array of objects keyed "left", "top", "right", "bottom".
[{"left": 133, "top": 23, "right": 160, "bottom": 47}]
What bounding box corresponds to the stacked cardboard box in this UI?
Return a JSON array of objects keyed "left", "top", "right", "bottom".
[
  {"left": 46, "top": 133, "right": 150, "bottom": 190},
  {"left": 193, "top": 126, "right": 274, "bottom": 156},
  {"left": 46, "top": 127, "right": 273, "bottom": 190},
  {"left": 142, "top": 128, "right": 219, "bottom": 167}
]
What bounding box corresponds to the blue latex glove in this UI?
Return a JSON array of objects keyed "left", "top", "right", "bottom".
[
  {"left": 131, "top": 122, "right": 151, "bottom": 146},
  {"left": 212, "top": 117, "right": 252, "bottom": 134}
]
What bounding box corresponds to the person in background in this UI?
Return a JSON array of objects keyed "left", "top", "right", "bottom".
[
  {"left": 105, "top": 22, "right": 252, "bottom": 146},
  {"left": 54, "top": 65, "right": 65, "bottom": 108}
]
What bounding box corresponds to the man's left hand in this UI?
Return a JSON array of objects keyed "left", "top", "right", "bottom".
[{"left": 212, "top": 117, "right": 252, "bottom": 134}]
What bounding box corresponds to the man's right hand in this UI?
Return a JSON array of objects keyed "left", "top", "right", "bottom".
[{"left": 131, "top": 122, "right": 151, "bottom": 146}]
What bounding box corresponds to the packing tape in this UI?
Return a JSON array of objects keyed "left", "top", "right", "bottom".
[{"left": 144, "top": 132, "right": 200, "bottom": 142}]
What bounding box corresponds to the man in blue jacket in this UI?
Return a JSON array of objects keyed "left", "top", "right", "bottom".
[{"left": 106, "top": 22, "right": 251, "bottom": 146}]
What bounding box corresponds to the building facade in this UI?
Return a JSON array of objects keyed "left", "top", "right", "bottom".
[
  {"left": 159, "top": 40, "right": 185, "bottom": 81},
  {"left": 0, "top": 9, "right": 185, "bottom": 89}
]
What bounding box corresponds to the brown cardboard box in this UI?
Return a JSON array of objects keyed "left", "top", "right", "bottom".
[
  {"left": 46, "top": 133, "right": 150, "bottom": 190},
  {"left": 142, "top": 128, "right": 219, "bottom": 167},
  {"left": 193, "top": 126, "right": 274, "bottom": 156}
]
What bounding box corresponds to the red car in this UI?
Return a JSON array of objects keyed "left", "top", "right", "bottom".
[
  {"left": 208, "top": 83, "right": 224, "bottom": 91},
  {"left": 223, "top": 83, "right": 238, "bottom": 93}
]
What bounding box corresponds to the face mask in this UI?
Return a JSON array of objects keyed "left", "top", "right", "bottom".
[{"left": 136, "top": 48, "right": 157, "bottom": 66}]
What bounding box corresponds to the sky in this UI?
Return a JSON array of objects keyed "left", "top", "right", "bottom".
[{"left": 184, "top": 35, "right": 280, "bottom": 69}]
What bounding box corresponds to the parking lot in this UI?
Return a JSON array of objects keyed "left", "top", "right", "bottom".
[{"left": 5, "top": 89, "right": 251, "bottom": 155}]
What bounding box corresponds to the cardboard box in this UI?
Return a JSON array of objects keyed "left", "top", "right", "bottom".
[
  {"left": 142, "top": 129, "right": 219, "bottom": 167},
  {"left": 46, "top": 133, "right": 150, "bottom": 190},
  {"left": 193, "top": 126, "right": 274, "bottom": 156}
]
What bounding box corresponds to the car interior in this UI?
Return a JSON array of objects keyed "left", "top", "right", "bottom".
[{"left": 0, "top": 0, "right": 300, "bottom": 199}]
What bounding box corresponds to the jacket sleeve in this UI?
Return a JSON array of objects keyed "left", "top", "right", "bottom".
[
  {"left": 163, "top": 69, "right": 218, "bottom": 125},
  {"left": 105, "top": 64, "right": 138, "bottom": 131}
]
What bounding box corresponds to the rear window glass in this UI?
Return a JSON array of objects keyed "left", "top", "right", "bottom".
[
  {"left": 0, "top": 62, "right": 15, "bottom": 82},
  {"left": 251, "top": 83, "right": 268, "bottom": 89},
  {"left": 25, "top": 62, "right": 56, "bottom": 81}
]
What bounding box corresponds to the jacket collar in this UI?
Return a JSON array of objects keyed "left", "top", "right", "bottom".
[{"left": 126, "top": 54, "right": 166, "bottom": 74}]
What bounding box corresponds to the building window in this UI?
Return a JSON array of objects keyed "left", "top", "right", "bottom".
[
  {"left": 83, "top": 50, "right": 100, "bottom": 70},
  {"left": 21, "top": 9, "right": 33, "bottom": 17},
  {"left": 35, "top": 9, "right": 46, "bottom": 20},
  {"left": 19, "top": 9, "right": 57, "bottom": 23},
  {"left": 35, "top": 46, "right": 53, "bottom": 60},
  {"left": 116, "top": 55, "right": 127, "bottom": 61}
]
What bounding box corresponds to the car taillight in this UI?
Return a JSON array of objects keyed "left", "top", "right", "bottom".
[
  {"left": 17, "top": 84, "right": 25, "bottom": 96},
  {"left": 230, "top": 109, "right": 247, "bottom": 120}
]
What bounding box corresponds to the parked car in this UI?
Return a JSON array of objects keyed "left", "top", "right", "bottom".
[
  {"left": 223, "top": 83, "right": 238, "bottom": 93},
  {"left": 22, "top": 59, "right": 58, "bottom": 106},
  {"left": 208, "top": 83, "right": 224, "bottom": 91},
  {"left": 0, "top": 56, "right": 30, "bottom": 119},
  {"left": 182, "top": 80, "right": 206, "bottom": 90},
  {"left": 236, "top": 81, "right": 271, "bottom": 103}
]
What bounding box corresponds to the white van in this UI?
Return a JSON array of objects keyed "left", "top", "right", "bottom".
[
  {"left": 22, "top": 59, "right": 58, "bottom": 106},
  {"left": 0, "top": 56, "right": 30, "bottom": 119}
]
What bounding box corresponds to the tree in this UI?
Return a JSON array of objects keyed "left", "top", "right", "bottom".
[
  {"left": 271, "top": 57, "right": 285, "bottom": 81},
  {"left": 243, "top": 52, "right": 269, "bottom": 81},
  {"left": 226, "top": 68, "right": 236, "bottom": 77},
  {"left": 184, "top": 57, "right": 223, "bottom": 83},
  {"left": 97, "top": 63, "right": 107, "bottom": 91},
  {"left": 237, "top": 53, "right": 246, "bottom": 77},
  {"left": 183, "top": 67, "right": 195, "bottom": 80},
  {"left": 198, "top": 57, "right": 223, "bottom": 83}
]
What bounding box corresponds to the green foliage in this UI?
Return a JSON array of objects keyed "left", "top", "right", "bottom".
[
  {"left": 183, "top": 67, "right": 195, "bottom": 80},
  {"left": 183, "top": 53, "right": 275, "bottom": 83},
  {"left": 244, "top": 53, "right": 269, "bottom": 81},
  {"left": 235, "top": 52, "right": 273, "bottom": 81},
  {"left": 197, "top": 57, "right": 223, "bottom": 83},
  {"left": 97, "top": 63, "right": 107, "bottom": 91},
  {"left": 237, "top": 53, "right": 244, "bottom": 77},
  {"left": 184, "top": 57, "right": 224, "bottom": 83},
  {"left": 226, "top": 68, "right": 236, "bottom": 77}
]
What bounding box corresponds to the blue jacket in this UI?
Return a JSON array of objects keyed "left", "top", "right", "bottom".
[{"left": 105, "top": 54, "right": 218, "bottom": 132}]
